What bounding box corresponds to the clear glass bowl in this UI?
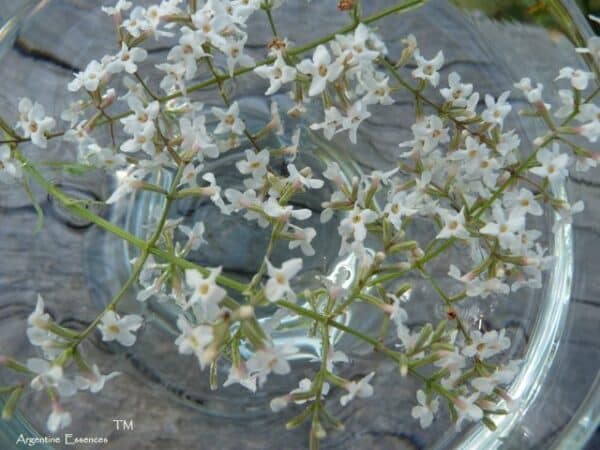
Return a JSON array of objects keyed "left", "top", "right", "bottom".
[{"left": 0, "top": 1, "right": 599, "bottom": 449}]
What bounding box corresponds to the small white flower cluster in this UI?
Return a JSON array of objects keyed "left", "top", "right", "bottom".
[
  {"left": 303, "top": 24, "right": 390, "bottom": 144},
  {"left": 408, "top": 327, "right": 519, "bottom": 430},
  {"left": 22, "top": 295, "right": 121, "bottom": 432}
]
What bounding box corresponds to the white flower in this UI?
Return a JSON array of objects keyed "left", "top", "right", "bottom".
[
  {"left": 75, "top": 365, "right": 120, "bottom": 393},
  {"left": 185, "top": 268, "right": 227, "bottom": 317},
  {"left": 180, "top": 222, "right": 206, "bottom": 251},
  {"left": 493, "top": 359, "right": 521, "bottom": 384},
  {"left": 342, "top": 100, "right": 371, "bottom": 144},
  {"left": 554, "top": 89, "right": 575, "bottom": 119},
  {"left": 98, "top": 311, "right": 143, "bottom": 347},
  {"left": 236, "top": 149, "right": 269, "bottom": 179},
  {"left": 223, "top": 363, "right": 257, "bottom": 392},
  {"left": 122, "top": 7, "right": 152, "bottom": 38},
  {"left": 556, "top": 67, "right": 594, "bottom": 90},
  {"left": 529, "top": 143, "right": 570, "bottom": 189},
  {"left": 504, "top": 188, "right": 543, "bottom": 216},
  {"left": 405, "top": 114, "right": 449, "bottom": 155},
  {"left": 16, "top": 98, "right": 56, "bottom": 148},
  {"left": 178, "top": 162, "right": 204, "bottom": 188},
  {"left": 411, "top": 390, "right": 439, "bottom": 428},
  {"left": 27, "top": 358, "right": 76, "bottom": 397},
  {"left": 310, "top": 106, "right": 344, "bottom": 140},
  {"left": 578, "top": 103, "right": 600, "bottom": 143},
  {"left": 497, "top": 130, "right": 521, "bottom": 157},
  {"left": 225, "top": 188, "right": 267, "bottom": 224},
  {"left": 157, "top": 61, "right": 187, "bottom": 93},
  {"left": 223, "top": 35, "right": 255, "bottom": 76},
  {"left": 199, "top": 172, "right": 230, "bottom": 215},
  {"left": 287, "top": 224, "right": 317, "bottom": 256},
  {"left": 26, "top": 294, "right": 51, "bottom": 346},
  {"left": 174, "top": 315, "right": 213, "bottom": 369},
  {"left": 463, "top": 329, "right": 511, "bottom": 360},
  {"left": 228, "top": 0, "right": 261, "bottom": 21},
  {"left": 340, "top": 372, "right": 375, "bottom": 406},
  {"left": 179, "top": 115, "right": 219, "bottom": 161},
  {"left": 265, "top": 258, "right": 303, "bottom": 302},
  {"left": 269, "top": 379, "right": 325, "bottom": 411},
  {"left": 68, "top": 60, "right": 106, "bottom": 92},
  {"left": 482, "top": 91, "right": 511, "bottom": 128},
  {"left": 384, "top": 191, "right": 418, "bottom": 230},
  {"left": 190, "top": 6, "right": 229, "bottom": 49},
  {"left": 433, "top": 349, "right": 466, "bottom": 375},
  {"left": 286, "top": 164, "right": 324, "bottom": 190},
  {"left": 121, "top": 96, "right": 159, "bottom": 136},
  {"left": 263, "top": 197, "right": 311, "bottom": 222},
  {"left": 101, "top": 0, "right": 132, "bottom": 16},
  {"left": 554, "top": 199, "right": 584, "bottom": 234},
  {"left": 0, "top": 145, "right": 22, "bottom": 183},
  {"left": 479, "top": 204, "right": 524, "bottom": 250},
  {"left": 246, "top": 345, "right": 298, "bottom": 386},
  {"left": 86, "top": 145, "right": 127, "bottom": 170},
  {"left": 296, "top": 45, "right": 343, "bottom": 97},
  {"left": 470, "top": 375, "right": 498, "bottom": 395},
  {"left": 333, "top": 23, "right": 382, "bottom": 68},
  {"left": 449, "top": 266, "right": 510, "bottom": 298},
  {"left": 576, "top": 35, "right": 600, "bottom": 62},
  {"left": 106, "top": 167, "right": 147, "bottom": 204},
  {"left": 266, "top": 100, "right": 284, "bottom": 136},
  {"left": 514, "top": 77, "right": 545, "bottom": 104},
  {"left": 440, "top": 72, "right": 473, "bottom": 107},
  {"left": 384, "top": 293, "right": 408, "bottom": 334},
  {"left": 338, "top": 206, "right": 378, "bottom": 243},
  {"left": 436, "top": 208, "right": 469, "bottom": 240},
  {"left": 412, "top": 50, "right": 444, "bottom": 87},
  {"left": 212, "top": 102, "right": 245, "bottom": 135},
  {"left": 397, "top": 327, "right": 423, "bottom": 355},
  {"left": 453, "top": 393, "right": 483, "bottom": 430},
  {"left": 120, "top": 126, "right": 156, "bottom": 155},
  {"left": 47, "top": 403, "right": 72, "bottom": 433},
  {"left": 107, "top": 43, "right": 147, "bottom": 74},
  {"left": 361, "top": 73, "right": 394, "bottom": 106},
  {"left": 575, "top": 152, "right": 598, "bottom": 171}
]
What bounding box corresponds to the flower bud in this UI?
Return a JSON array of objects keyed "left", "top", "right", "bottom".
[{"left": 237, "top": 305, "right": 255, "bottom": 320}]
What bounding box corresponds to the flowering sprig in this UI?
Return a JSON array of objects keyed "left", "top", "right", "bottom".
[{"left": 0, "top": 1, "right": 598, "bottom": 450}]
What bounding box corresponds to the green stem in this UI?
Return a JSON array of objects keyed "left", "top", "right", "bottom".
[{"left": 264, "top": 6, "right": 279, "bottom": 37}]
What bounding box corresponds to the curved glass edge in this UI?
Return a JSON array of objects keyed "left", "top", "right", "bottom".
[{"left": 551, "top": 373, "right": 600, "bottom": 450}]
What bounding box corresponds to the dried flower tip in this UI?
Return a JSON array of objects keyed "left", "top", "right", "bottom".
[
  {"left": 338, "top": 0, "right": 355, "bottom": 11},
  {"left": 268, "top": 38, "right": 288, "bottom": 52}
]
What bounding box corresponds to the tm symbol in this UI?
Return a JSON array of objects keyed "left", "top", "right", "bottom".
[{"left": 113, "top": 419, "right": 134, "bottom": 431}]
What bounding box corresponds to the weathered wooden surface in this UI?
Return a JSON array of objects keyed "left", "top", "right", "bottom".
[{"left": 0, "top": 1, "right": 599, "bottom": 449}]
